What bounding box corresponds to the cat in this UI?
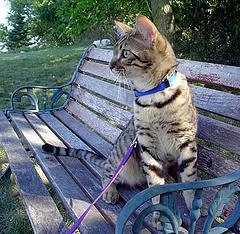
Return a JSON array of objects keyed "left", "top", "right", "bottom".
[{"left": 42, "top": 15, "right": 198, "bottom": 229}]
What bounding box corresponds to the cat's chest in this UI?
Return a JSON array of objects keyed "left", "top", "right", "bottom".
[{"left": 134, "top": 104, "right": 169, "bottom": 125}]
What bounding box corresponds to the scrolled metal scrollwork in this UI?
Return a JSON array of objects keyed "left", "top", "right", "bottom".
[
  {"left": 7, "top": 83, "right": 72, "bottom": 114},
  {"left": 203, "top": 182, "right": 240, "bottom": 234},
  {"left": 133, "top": 203, "right": 180, "bottom": 234},
  {"left": 116, "top": 170, "right": 240, "bottom": 234},
  {"left": 189, "top": 189, "right": 203, "bottom": 234}
]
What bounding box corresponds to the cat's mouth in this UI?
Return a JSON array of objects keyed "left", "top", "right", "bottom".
[{"left": 111, "top": 66, "right": 126, "bottom": 77}]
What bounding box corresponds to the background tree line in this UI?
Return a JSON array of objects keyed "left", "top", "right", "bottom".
[{"left": 1, "top": 0, "right": 240, "bottom": 65}]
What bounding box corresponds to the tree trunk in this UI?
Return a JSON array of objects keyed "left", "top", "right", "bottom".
[{"left": 150, "top": 0, "right": 174, "bottom": 39}]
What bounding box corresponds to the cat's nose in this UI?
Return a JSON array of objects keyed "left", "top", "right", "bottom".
[
  {"left": 109, "top": 61, "right": 116, "bottom": 70},
  {"left": 109, "top": 64, "right": 115, "bottom": 70}
]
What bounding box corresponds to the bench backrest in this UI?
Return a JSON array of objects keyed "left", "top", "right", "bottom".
[{"left": 64, "top": 45, "right": 240, "bottom": 179}]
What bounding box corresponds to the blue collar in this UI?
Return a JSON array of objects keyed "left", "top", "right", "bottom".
[{"left": 134, "top": 70, "right": 177, "bottom": 97}]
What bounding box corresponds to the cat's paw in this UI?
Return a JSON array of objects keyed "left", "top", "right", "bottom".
[
  {"left": 103, "top": 187, "right": 119, "bottom": 204},
  {"left": 200, "top": 204, "right": 208, "bottom": 217},
  {"left": 152, "top": 212, "right": 163, "bottom": 231}
]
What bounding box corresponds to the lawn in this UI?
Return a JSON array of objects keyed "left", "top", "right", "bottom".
[
  {"left": 0, "top": 44, "right": 86, "bottom": 233},
  {"left": 0, "top": 44, "right": 86, "bottom": 110}
]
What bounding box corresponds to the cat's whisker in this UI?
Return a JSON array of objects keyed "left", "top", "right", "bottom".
[
  {"left": 114, "top": 73, "right": 120, "bottom": 84},
  {"left": 124, "top": 76, "right": 132, "bottom": 90},
  {"left": 117, "top": 79, "right": 122, "bottom": 102}
]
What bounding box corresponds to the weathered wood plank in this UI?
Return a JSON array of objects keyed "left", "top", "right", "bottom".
[
  {"left": 81, "top": 60, "right": 116, "bottom": 82},
  {"left": 192, "top": 85, "right": 240, "bottom": 120},
  {"left": 87, "top": 48, "right": 240, "bottom": 89},
  {"left": 75, "top": 73, "right": 240, "bottom": 120},
  {"left": 87, "top": 47, "right": 112, "bottom": 63},
  {"left": 178, "top": 59, "right": 240, "bottom": 90},
  {"left": 71, "top": 87, "right": 132, "bottom": 127},
  {"left": 75, "top": 73, "right": 133, "bottom": 108},
  {"left": 66, "top": 100, "right": 122, "bottom": 143},
  {"left": 198, "top": 146, "right": 240, "bottom": 177},
  {"left": 9, "top": 113, "right": 113, "bottom": 233},
  {"left": 53, "top": 110, "right": 112, "bottom": 157},
  {"left": 198, "top": 115, "right": 240, "bottom": 155},
  {"left": 0, "top": 112, "right": 66, "bottom": 234},
  {"left": 38, "top": 113, "right": 92, "bottom": 151}
]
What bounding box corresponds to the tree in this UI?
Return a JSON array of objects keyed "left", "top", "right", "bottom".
[
  {"left": 0, "top": 24, "right": 7, "bottom": 42},
  {"left": 150, "top": 0, "right": 174, "bottom": 38},
  {"left": 6, "top": 6, "right": 29, "bottom": 50}
]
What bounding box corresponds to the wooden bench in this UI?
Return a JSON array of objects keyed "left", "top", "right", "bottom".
[{"left": 0, "top": 41, "right": 239, "bottom": 233}]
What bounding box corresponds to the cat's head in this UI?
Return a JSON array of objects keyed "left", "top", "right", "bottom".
[{"left": 110, "top": 15, "right": 177, "bottom": 91}]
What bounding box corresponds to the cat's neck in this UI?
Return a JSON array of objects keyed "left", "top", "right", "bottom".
[{"left": 131, "top": 65, "right": 177, "bottom": 92}]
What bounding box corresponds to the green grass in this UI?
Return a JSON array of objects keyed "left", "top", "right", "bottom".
[
  {"left": 0, "top": 44, "right": 86, "bottom": 111},
  {"left": 0, "top": 146, "right": 32, "bottom": 234},
  {"left": 0, "top": 44, "right": 87, "bottom": 233}
]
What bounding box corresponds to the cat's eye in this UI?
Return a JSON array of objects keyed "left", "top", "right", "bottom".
[{"left": 122, "top": 49, "right": 130, "bottom": 58}]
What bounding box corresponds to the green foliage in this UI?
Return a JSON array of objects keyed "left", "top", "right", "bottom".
[
  {"left": 172, "top": 0, "right": 240, "bottom": 65},
  {"left": 0, "top": 24, "right": 7, "bottom": 42},
  {"left": 6, "top": 4, "right": 30, "bottom": 50},
  {"left": 4, "top": 0, "right": 240, "bottom": 65},
  {"left": 27, "top": 0, "right": 149, "bottom": 44}
]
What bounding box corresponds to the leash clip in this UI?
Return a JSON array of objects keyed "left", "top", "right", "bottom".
[{"left": 131, "top": 136, "right": 138, "bottom": 148}]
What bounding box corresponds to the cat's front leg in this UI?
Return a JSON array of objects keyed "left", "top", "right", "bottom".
[
  {"left": 178, "top": 140, "right": 198, "bottom": 211},
  {"left": 139, "top": 142, "right": 165, "bottom": 230},
  {"left": 102, "top": 176, "right": 120, "bottom": 204}
]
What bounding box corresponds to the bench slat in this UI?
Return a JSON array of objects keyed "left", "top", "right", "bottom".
[
  {"left": 87, "top": 47, "right": 112, "bottom": 63},
  {"left": 39, "top": 113, "right": 91, "bottom": 151},
  {"left": 75, "top": 73, "right": 133, "bottom": 107},
  {"left": 54, "top": 110, "right": 112, "bottom": 157},
  {"left": 9, "top": 113, "right": 113, "bottom": 233},
  {"left": 72, "top": 87, "right": 132, "bottom": 127},
  {"left": 87, "top": 48, "right": 240, "bottom": 89},
  {"left": 81, "top": 60, "right": 116, "bottom": 81},
  {"left": 178, "top": 59, "right": 240, "bottom": 90},
  {"left": 198, "top": 115, "right": 240, "bottom": 155},
  {"left": 192, "top": 85, "right": 240, "bottom": 121},
  {"left": 0, "top": 112, "right": 66, "bottom": 234},
  {"left": 66, "top": 100, "right": 122, "bottom": 143},
  {"left": 198, "top": 146, "right": 240, "bottom": 177}
]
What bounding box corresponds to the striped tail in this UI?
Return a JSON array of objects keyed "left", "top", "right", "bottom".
[{"left": 42, "top": 143, "right": 106, "bottom": 167}]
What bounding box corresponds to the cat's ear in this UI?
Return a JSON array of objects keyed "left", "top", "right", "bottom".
[
  {"left": 135, "top": 15, "right": 158, "bottom": 48},
  {"left": 114, "top": 21, "right": 132, "bottom": 39}
]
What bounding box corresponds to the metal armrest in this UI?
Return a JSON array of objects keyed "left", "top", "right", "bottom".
[
  {"left": 5, "top": 42, "right": 104, "bottom": 115},
  {"left": 6, "top": 83, "right": 73, "bottom": 114},
  {"left": 116, "top": 170, "right": 240, "bottom": 234}
]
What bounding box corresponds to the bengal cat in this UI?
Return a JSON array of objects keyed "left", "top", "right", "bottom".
[{"left": 42, "top": 15, "right": 198, "bottom": 229}]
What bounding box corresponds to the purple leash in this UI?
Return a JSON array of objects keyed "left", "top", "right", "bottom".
[{"left": 66, "top": 137, "right": 138, "bottom": 234}]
